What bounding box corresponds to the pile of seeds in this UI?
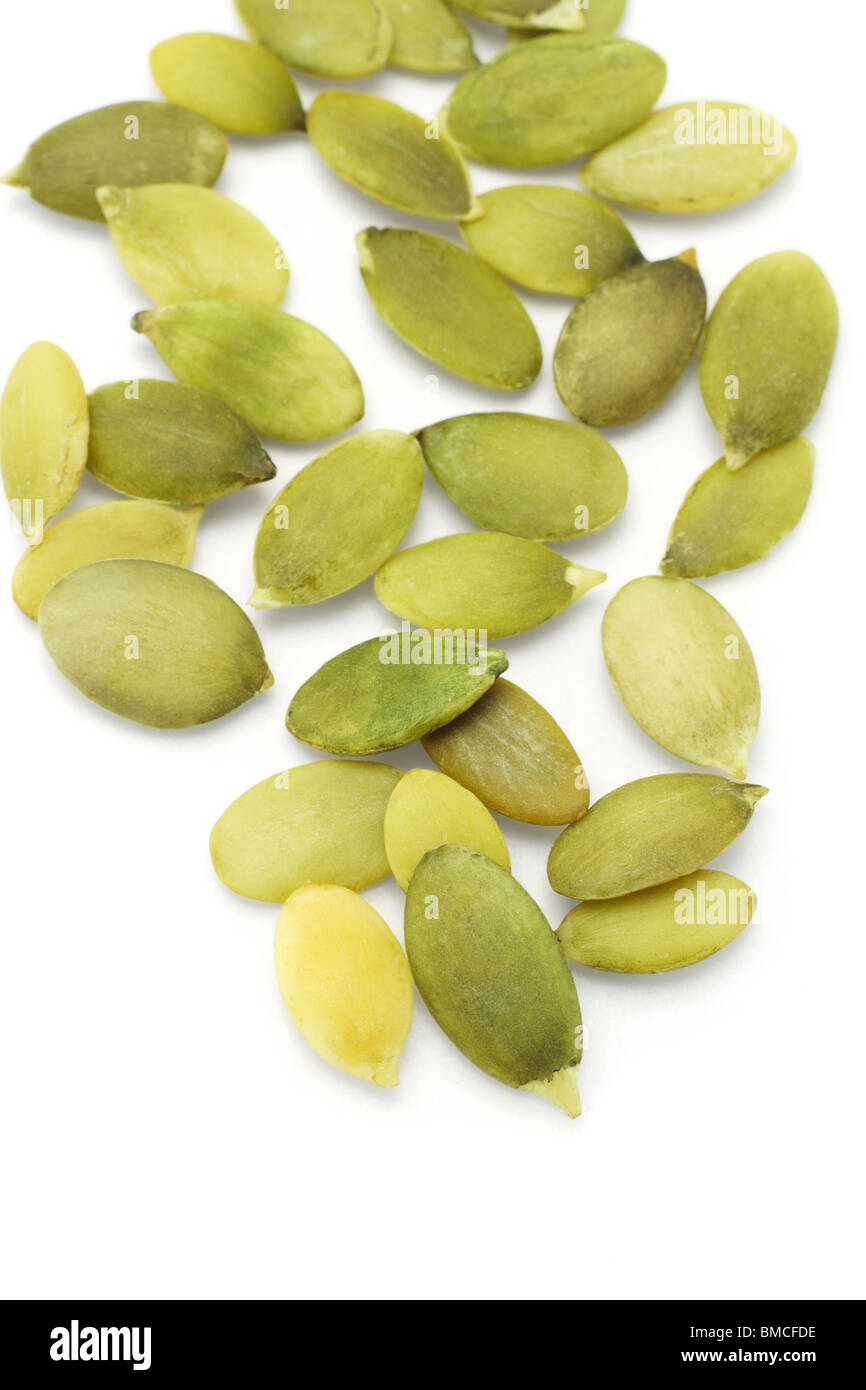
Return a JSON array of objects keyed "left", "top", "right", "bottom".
[{"left": 1, "top": 1, "right": 838, "bottom": 1117}]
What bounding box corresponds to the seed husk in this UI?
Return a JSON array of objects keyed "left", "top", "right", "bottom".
[
  {"left": 3, "top": 102, "right": 227, "bottom": 221},
  {"left": 98, "top": 184, "right": 289, "bottom": 307},
  {"left": 236, "top": 0, "right": 393, "bottom": 78},
  {"left": 502, "top": 0, "right": 626, "bottom": 35},
  {"left": 132, "top": 301, "right": 364, "bottom": 442},
  {"left": 661, "top": 438, "right": 815, "bottom": 578},
  {"left": 698, "top": 252, "right": 838, "bottom": 470},
  {"left": 1, "top": 342, "right": 89, "bottom": 541},
  {"left": 251, "top": 430, "right": 422, "bottom": 609},
  {"left": 581, "top": 102, "right": 796, "bottom": 214},
  {"left": 275, "top": 885, "right": 413, "bottom": 1087},
  {"left": 87, "top": 379, "right": 276, "bottom": 505},
  {"left": 554, "top": 251, "right": 707, "bottom": 427},
  {"left": 12, "top": 499, "right": 203, "bottom": 620},
  {"left": 405, "top": 846, "right": 583, "bottom": 1116},
  {"left": 455, "top": 2, "right": 585, "bottom": 28},
  {"left": 287, "top": 634, "right": 508, "bottom": 755},
  {"left": 417, "top": 410, "right": 627, "bottom": 541},
  {"left": 548, "top": 773, "right": 767, "bottom": 900},
  {"left": 423, "top": 678, "right": 588, "bottom": 825},
  {"left": 149, "top": 32, "right": 305, "bottom": 135},
  {"left": 441, "top": 35, "right": 666, "bottom": 167},
  {"left": 384, "top": 768, "right": 510, "bottom": 890},
  {"left": 356, "top": 227, "right": 541, "bottom": 390},
  {"left": 557, "top": 870, "right": 756, "bottom": 973},
  {"left": 376, "top": 531, "right": 604, "bottom": 638},
  {"left": 210, "top": 760, "right": 402, "bottom": 902},
  {"left": 602, "top": 576, "right": 760, "bottom": 781},
  {"left": 381, "top": 0, "right": 476, "bottom": 73},
  {"left": 460, "top": 185, "right": 643, "bottom": 296},
  {"left": 39, "top": 559, "right": 273, "bottom": 728}
]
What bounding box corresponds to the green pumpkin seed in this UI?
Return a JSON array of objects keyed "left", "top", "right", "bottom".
[
  {"left": 39, "top": 559, "right": 273, "bottom": 728},
  {"left": 548, "top": 774, "right": 767, "bottom": 900},
  {"left": 381, "top": 0, "right": 476, "bottom": 72},
  {"left": 98, "top": 184, "right": 289, "bottom": 307},
  {"left": 699, "top": 252, "right": 838, "bottom": 470},
  {"left": 376, "top": 532, "right": 604, "bottom": 638},
  {"left": 455, "top": 1, "right": 585, "bottom": 27},
  {"left": 417, "top": 411, "right": 627, "bottom": 540},
  {"left": 423, "top": 678, "right": 588, "bottom": 825},
  {"left": 661, "top": 438, "right": 815, "bottom": 578},
  {"left": 460, "top": 185, "right": 643, "bottom": 296},
  {"left": 12, "top": 500, "right": 203, "bottom": 620},
  {"left": 384, "top": 768, "right": 510, "bottom": 890},
  {"left": 582, "top": 102, "right": 796, "bottom": 213},
  {"left": 287, "top": 634, "right": 508, "bottom": 755},
  {"left": 87, "top": 380, "right": 276, "bottom": 504},
  {"left": 210, "top": 760, "right": 402, "bottom": 902},
  {"left": 251, "top": 430, "right": 423, "bottom": 608},
  {"left": 405, "top": 846, "right": 582, "bottom": 1116},
  {"left": 1, "top": 342, "right": 88, "bottom": 541},
  {"left": 602, "top": 576, "right": 760, "bottom": 781},
  {"left": 441, "top": 35, "right": 666, "bottom": 167},
  {"left": 149, "top": 33, "right": 305, "bottom": 135},
  {"left": 502, "top": 0, "right": 626, "bottom": 36},
  {"left": 557, "top": 870, "right": 756, "bottom": 973},
  {"left": 554, "top": 251, "right": 707, "bottom": 427},
  {"left": 132, "top": 301, "right": 364, "bottom": 442},
  {"left": 3, "top": 102, "right": 227, "bottom": 221},
  {"left": 236, "top": 0, "right": 393, "bottom": 78}
]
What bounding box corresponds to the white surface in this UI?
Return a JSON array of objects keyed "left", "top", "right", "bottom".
[{"left": 0, "top": 0, "right": 862, "bottom": 1301}]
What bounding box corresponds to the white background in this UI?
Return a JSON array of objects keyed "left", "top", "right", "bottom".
[{"left": 0, "top": 0, "right": 862, "bottom": 1301}]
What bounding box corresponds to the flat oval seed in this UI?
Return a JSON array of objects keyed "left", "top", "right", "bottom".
[
  {"left": 405, "top": 846, "right": 582, "bottom": 1116},
  {"left": 602, "top": 576, "right": 760, "bottom": 781},
  {"left": 308, "top": 92, "right": 478, "bottom": 221},
  {"left": 455, "top": 2, "right": 586, "bottom": 27},
  {"left": 236, "top": 0, "right": 393, "bottom": 78},
  {"left": 557, "top": 870, "right": 756, "bottom": 973},
  {"left": 210, "top": 760, "right": 402, "bottom": 902},
  {"left": 548, "top": 773, "right": 767, "bottom": 900},
  {"left": 287, "top": 634, "right": 508, "bottom": 755},
  {"left": 132, "top": 301, "right": 364, "bottom": 442},
  {"left": 1, "top": 342, "right": 88, "bottom": 540},
  {"left": 39, "top": 559, "right": 273, "bottom": 728},
  {"left": 149, "top": 33, "right": 305, "bottom": 135},
  {"left": 699, "top": 252, "right": 838, "bottom": 470},
  {"left": 554, "top": 252, "right": 707, "bottom": 427},
  {"left": 87, "top": 379, "right": 275, "bottom": 504},
  {"left": 661, "top": 438, "right": 816, "bottom": 578},
  {"left": 275, "top": 886, "right": 413, "bottom": 1087},
  {"left": 376, "top": 532, "right": 604, "bottom": 638},
  {"left": 251, "top": 430, "right": 423, "bottom": 608},
  {"left": 385, "top": 768, "right": 510, "bottom": 890},
  {"left": 442, "top": 35, "right": 666, "bottom": 167},
  {"left": 417, "top": 410, "right": 627, "bottom": 540},
  {"left": 582, "top": 102, "right": 796, "bottom": 213},
  {"left": 12, "top": 500, "right": 202, "bottom": 620},
  {"left": 98, "top": 184, "right": 289, "bottom": 307},
  {"left": 460, "top": 185, "right": 643, "bottom": 296},
  {"left": 357, "top": 227, "right": 541, "bottom": 390},
  {"left": 423, "top": 678, "right": 588, "bottom": 825},
  {"left": 381, "top": 0, "right": 476, "bottom": 73},
  {"left": 3, "top": 102, "right": 227, "bottom": 221}
]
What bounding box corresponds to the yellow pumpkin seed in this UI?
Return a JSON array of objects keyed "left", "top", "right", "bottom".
[
  {"left": 149, "top": 32, "right": 305, "bottom": 135},
  {"left": 236, "top": 0, "right": 393, "bottom": 79},
  {"left": 1, "top": 342, "right": 88, "bottom": 542},
  {"left": 381, "top": 0, "right": 476, "bottom": 72},
  {"left": 384, "top": 768, "right": 510, "bottom": 890}
]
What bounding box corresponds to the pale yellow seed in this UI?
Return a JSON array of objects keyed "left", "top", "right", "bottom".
[
  {"left": 1, "top": 342, "right": 89, "bottom": 542},
  {"left": 384, "top": 768, "right": 510, "bottom": 890}
]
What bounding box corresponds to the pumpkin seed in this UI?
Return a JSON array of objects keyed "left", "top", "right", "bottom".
[
  {"left": 275, "top": 885, "right": 413, "bottom": 1087},
  {"left": 582, "top": 102, "right": 796, "bottom": 213},
  {"left": 602, "top": 576, "right": 760, "bottom": 781},
  {"left": 385, "top": 768, "right": 510, "bottom": 890},
  {"left": 149, "top": 32, "right": 305, "bottom": 135},
  {"left": 39, "top": 559, "right": 273, "bottom": 728},
  {"left": 1, "top": 342, "right": 88, "bottom": 541},
  {"left": 557, "top": 870, "right": 756, "bottom": 973},
  {"left": 132, "top": 301, "right": 364, "bottom": 442},
  {"left": 423, "top": 678, "right": 588, "bottom": 825},
  {"left": 210, "top": 760, "right": 401, "bottom": 902},
  {"left": 98, "top": 184, "right": 289, "bottom": 307},
  {"left": 356, "top": 228, "right": 541, "bottom": 390},
  {"left": 87, "top": 379, "right": 276, "bottom": 504},
  {"left": 405, "top": 846, "right": 582, "bottom": 1116},
  {"left": 3, "top": 102, "right": 227, "bottom": 221},
  {"left": 554, "top": 251, "right": 707, "bottom": 427},
  {"left": 502, "top": 0, "right": 626, "bottom": 35},
  {"left": 236, "top": 0, "right": 393, "bottom": 78},
  {"left": 417, "top": 410, "right": 627, "bottom": 540},
  {"left": 455, "top": 1, "right": 585, "bottom": 27},
  {"left": 376, "top": 532, "right": 604, "bottom": 638},
  {"left": 548, "top": 773, "right": 767, "bottom": 900},
  {"left": 287, "top": 633, "right": 508, "bottom": 755},
  {"left": 699, "top": 252, "right": 838, "bottom": 470},
  {"left": 381, "top": 0, "right": 476, "bottom": 72},
  {"left": 661, "top": 438, "right": 815, "bottom": 578}
]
